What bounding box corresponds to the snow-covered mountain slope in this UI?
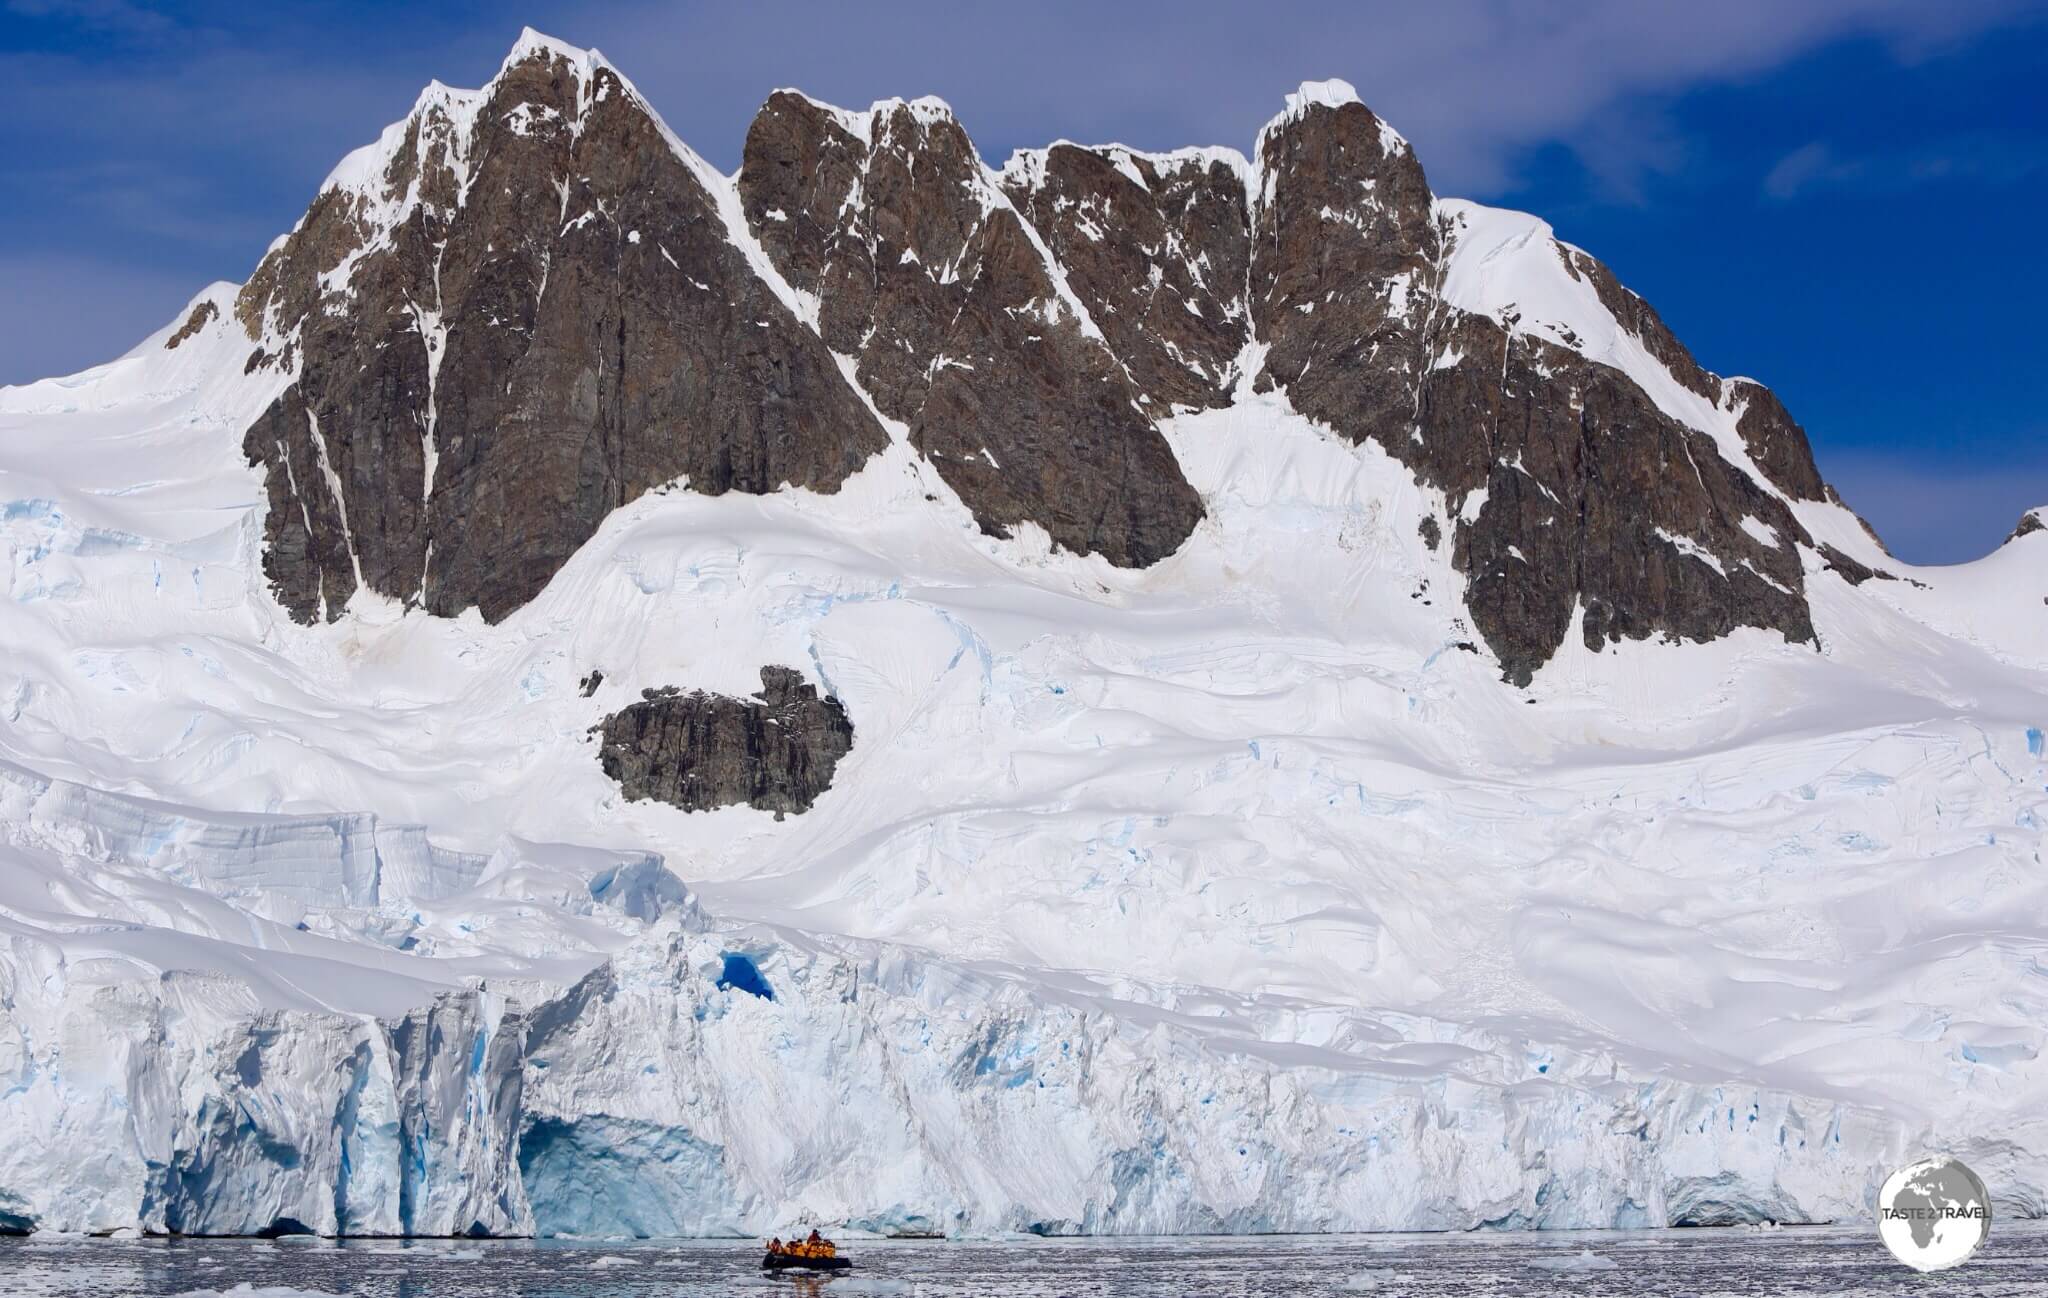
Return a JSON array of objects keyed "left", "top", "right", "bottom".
[{"left": 0, "top": 30, "right": 2044, "bottom": 1237}]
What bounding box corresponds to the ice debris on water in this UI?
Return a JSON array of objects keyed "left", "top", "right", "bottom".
[{"left": 1527, "top": 1248, "right": 1619, "bottom": 1272}]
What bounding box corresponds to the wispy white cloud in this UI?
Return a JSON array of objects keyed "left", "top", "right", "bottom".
[
  {"left": 469, "top": 0, "right": 2044, "bottom": 200},
  {"left": 1824, "top": 444, "right": 2048, "bottom": 563},
  {"left": 3, "top": 0, "right": 2043, "bottom": 381},
  {"left": 0, "top": 254, "right": 204, "bottom": 388},
  {"left": 4, "top": 0, "right": 173, "bottom": 36},
  {"left": 1763, "top": 142, "right": 1853, "bottom": 199},
  {"left": 1764, "top": 133, "right": 2045, "bottom": 200}
]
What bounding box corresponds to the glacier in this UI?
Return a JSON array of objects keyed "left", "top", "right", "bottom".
[
  {"left": 1, "top": 35, "right": 2046, "bottom": 1238},
  {"left": 0, "top": 757, "right": 1996, "bottom": 1238},
  {"left": 2, "top": 370, "right": 2042, "bottom": 1235}
]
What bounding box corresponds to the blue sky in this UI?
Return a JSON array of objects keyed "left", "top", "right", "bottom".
[{"left": 3, "top": 1, "right": 2043, "bottom": 562}]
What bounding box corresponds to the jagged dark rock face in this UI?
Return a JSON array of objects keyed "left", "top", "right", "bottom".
[
  {"left": 2012, "top": 510, "right": 2045, "bottom": 543},
  {"left": 1419, "top": 311, "right": 1814, "bottom": 684},
  {"left": 1240, "top": 101, "right": 1816, "bottom": 685},
  {"left": 237, "top": 41, "right": 1853, "bottom": 686},
  {"left": 1725, "top": 380, "right": 1827, "bottom": 502},
  {"left": 594, "top": 667, "right": 853, "bottom": 818},
  {"left": 238, "top": 45, "right": 887, "bottom": 623},
  {"left": 165, "top": 300, "right": 217, "bottom": 350},
  {"left": 1249, "top": 99, "right": 1443, "bottom": 447},
  {"left": 1000, "top": 145, "right": 1251, "bottom": 409},
  {"left": 739, "top": 93, "right": 1204, "bottom": 567},
  {"left": 1818, "top": 543, "right": 1895, "bottom": 586}
]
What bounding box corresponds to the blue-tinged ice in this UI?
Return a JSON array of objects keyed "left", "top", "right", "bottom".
[{"left": 716, "top": 952, "right": 774, "bottom": 1000}]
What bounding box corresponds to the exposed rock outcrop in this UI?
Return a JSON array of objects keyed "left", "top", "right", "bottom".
[
  {"left": 234, "top": 39, "right": 1854, "bottom": 686},
  {"left": 164, "top": 300, "right": 218, "bottom": 350},
  {"left": 1239, "top": 88, "right": 1814, "bottom": 684},
  {"left": 1817, "top": 543, "right": 1897, "bottom": 586},
  {"left": 239, "top": 38, "right": 887, "bottom": 624},
  {"left": 1000, "top": 143, "right": 1252, "bottom": 409},
  {"left": 1726, "top": 380, "right": 1828, "bottom": 502},
  {"left": 739, "top": 92, "right": 1205, "bottom": 567},
  {"left": 1246, "top": 90, "right": 1441, "bottom": 452},
  {"left": 594, "top": 667, "right": 853, "bottom": 818},
  {"left": 1431, "top": 315, "right": 1814, "bottom": 684}
]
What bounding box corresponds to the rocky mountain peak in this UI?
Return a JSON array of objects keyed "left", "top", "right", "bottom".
[
  {"left": 739, "top": 83, "right": 1206, "bottom": 568},
  {"left": 235, "top": 33, "right": 887, "bottom": 624},
  {"left": 1256, "top": 77, "right": 1409, "bottom": 159},
  {"left": 230, "top": 31, "right": 1864, "bottom": 685},
  {"left": 502, "top": 24, "right": 609, "bottom": 74}
]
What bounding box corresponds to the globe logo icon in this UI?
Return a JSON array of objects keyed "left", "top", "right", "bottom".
[{"left": 1876, "top": 1157, "right": 1991, "bottom": 1272}]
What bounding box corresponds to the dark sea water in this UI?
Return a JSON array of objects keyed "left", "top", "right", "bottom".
[{"left": 3, "top": 1223, "right": 2045, "bottom": 1297}]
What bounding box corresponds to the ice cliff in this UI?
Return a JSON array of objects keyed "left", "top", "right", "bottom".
[{"left": 2, "top": 754, "right": 2044, "bottom": 1236}]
